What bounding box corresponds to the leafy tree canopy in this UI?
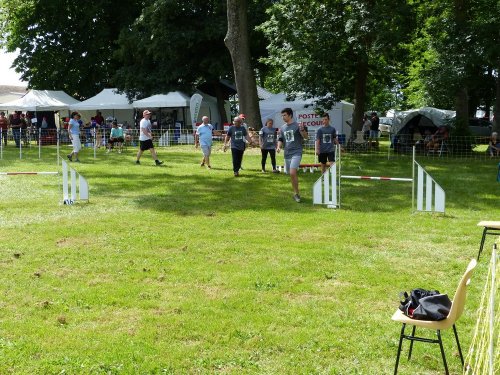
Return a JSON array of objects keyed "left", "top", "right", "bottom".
[
  {"left": 260, "top": 0, "right": 414, "bottom": 116},
  {"left": 0, "top": 0, "right": 142, "bottom": 99}
]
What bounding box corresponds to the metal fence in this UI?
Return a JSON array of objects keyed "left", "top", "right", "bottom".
[{"left": 0, "top": 127, "right": 497, "bottom": 161}]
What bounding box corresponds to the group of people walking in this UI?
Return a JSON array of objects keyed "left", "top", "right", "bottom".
[
  {"left": 195, "top": 108, "right": 338, "bottom": 203},
  {"left": 49, "top": 107, "right": 341, "bottom": 203}
]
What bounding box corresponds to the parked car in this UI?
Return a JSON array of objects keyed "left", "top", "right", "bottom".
[
  {"left": 469, "top": 118, "right": 492, "bottom": 136},
  {"left": 378, "top": 117, "right": 393, "bottom": 135}
]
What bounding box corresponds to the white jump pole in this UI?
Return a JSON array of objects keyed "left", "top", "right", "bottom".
[
  {"left": 0, "top": 172, "right": 58, "bottom": 175},
  {"left": 341, "top": 175, "right": 413, "bottom": 181}
]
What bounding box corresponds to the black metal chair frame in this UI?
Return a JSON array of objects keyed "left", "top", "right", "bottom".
[
  {"left": 477, "top": 226, "right": 500, "bottom": 260},
  {"left": 394, "top": 323, "right": 464, "bottom": 375}
]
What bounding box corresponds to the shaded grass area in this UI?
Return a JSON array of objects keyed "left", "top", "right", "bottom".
[{"left": 0, "top": 145, "right": 499, "bottom": 374}]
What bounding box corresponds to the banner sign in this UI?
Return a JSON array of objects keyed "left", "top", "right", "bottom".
[
  {"left": 296, "top": 111, "right": 323, "bottom": 128},
  {"left": 189, "top": 93, "right": 203, "bottom": 129}
]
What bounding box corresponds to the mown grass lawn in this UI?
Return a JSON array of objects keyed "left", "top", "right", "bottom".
[{"left": 0, "top": 144, "right": 498, "bottom": 374}]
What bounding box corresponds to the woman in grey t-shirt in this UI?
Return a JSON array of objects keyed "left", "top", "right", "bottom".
[{"left": 259, "top": 119, "right": 278, "bottom": 173}]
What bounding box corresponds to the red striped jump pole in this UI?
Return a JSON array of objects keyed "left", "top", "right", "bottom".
[
  {"left": 0, "top": 172, "right": 58, "bottom": 175},
  {"left": 341, "top": 175, "right": 413, "bottom": 182}
]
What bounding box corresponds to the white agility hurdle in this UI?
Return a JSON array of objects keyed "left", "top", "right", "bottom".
[
  {"left": 61, "top": 159, "right": 89, "bottom": 204},
  {"left": 313, "top": 147, "right": 446, "bottom": 213}
]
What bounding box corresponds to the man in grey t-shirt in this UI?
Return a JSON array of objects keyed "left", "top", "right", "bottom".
[
  {"left": 223, "top": 116, "right": 254, "bottom": 176},
  {"left": 315, "top": 113, "right": 338, "bottom": 174},
  {"left": 277, "top": 107, "right": 308, "bottom": 202}
]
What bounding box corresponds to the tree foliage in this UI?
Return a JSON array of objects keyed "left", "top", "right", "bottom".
[
  {"left": 403, "top": 0, "right": 499, "bottom": 133},
  {"left": 113, "top": 0, "right": 231, "bottom": 99},
  {"left": 260, "top": 0, "right": 414, "bottom": 130},
  {"left": 0, "top": 0, "right": 142, "bottom": 99}
]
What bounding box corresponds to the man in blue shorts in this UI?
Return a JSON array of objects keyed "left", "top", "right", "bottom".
[
  {"left": 277, "top": 107, "right": 308, "bottom": 202},
  {"left": 195, "top": 116, "right": 213, "bottom": 169},
  {"left": 315, "top": 113, "right": 338, "bottom": 174}
]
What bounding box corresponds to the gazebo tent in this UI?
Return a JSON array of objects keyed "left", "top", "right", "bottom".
[
  {"left": 133, "top": 91, "right": 229, "bottom": 129},
  {"left": 132, "top": 92, "right": 190, "bottom": 130},
  {"left": 391, "top": 107, "right": 456, "bottom": 136},
  {"left": 69, "top": 88, "right": 134, "bottom": 125},
  {"left": 132, "top": 92, "right": 190, "bottom": 108},
  {"left": 390, "top": 107, "right": 456, "bottom": 152},
  {"left": 259, "top": 93, "right": 354, "bottom": 138},
  {"left": 0, "top": 89, "right": 80, "bottom": 129},
  {"left": 0, "top": 89, "right": 80, "bottom": 111}
]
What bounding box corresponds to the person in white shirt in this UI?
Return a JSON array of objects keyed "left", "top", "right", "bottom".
[
  {"left": 195, "top": 116, "right": 213, "bottom": 169},
  {"left": 135, "top": 110, "right": 163, "bottom": 165},
  {"left": 67, "top": 112, "right": 82, "bottom": 162}
]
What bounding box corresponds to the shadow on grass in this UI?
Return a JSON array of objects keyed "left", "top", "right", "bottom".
[{"left": 2, "top": 146, "right": 498, "bottom": 214}]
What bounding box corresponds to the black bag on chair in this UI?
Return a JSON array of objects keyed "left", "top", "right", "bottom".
[{"left": 399, "top": 288, "right": 452, "bottom": 321}]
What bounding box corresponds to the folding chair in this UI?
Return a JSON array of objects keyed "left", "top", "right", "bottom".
[
  {"left": 352, "top": 131, "right": 368, "bottom": 151},
  {"left": 392, "top": 259, "right": 477, "bottom": 375}
]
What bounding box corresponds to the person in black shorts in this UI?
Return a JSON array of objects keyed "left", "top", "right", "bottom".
[
  {"left": 315, "top": 113, "right": 338, "bottom": 174},
  {"left": 136, "top": 109, "right": 163, "bottom": 165}
]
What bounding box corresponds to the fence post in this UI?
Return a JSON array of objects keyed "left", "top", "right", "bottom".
[
  {"left": 38, "top": 128, "right": 41, "bottom": 159},
  {"left": 57, "top": 128, "right": 60, "bottom": 166}
]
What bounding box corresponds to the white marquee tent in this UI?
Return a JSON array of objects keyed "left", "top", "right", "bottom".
[
  {"left": 132, "top": 92, "right": 190, "bottom": 108},
  {"left": 133, "top": 91, "right": 230, "bottom": 129},
  {"left": 70, "top": 88, "right": 133, "bottom": 110},
  {"left": 259, "top": 93, "right": 354, "bottom": 139},
  {"left": 69, "top": 88, "right": 134, "bottom": 125},
  {"left": 0, "top": 89, "right": 80, "bottom": 112}
]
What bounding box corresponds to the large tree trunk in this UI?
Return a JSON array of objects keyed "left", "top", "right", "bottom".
[
  {"left": 351, "top": 60, "right": 369, "bottom": 134},
  {"left": 454, "top": 87, "right": 469, "bottom": 134},
  {"left": 213, "top": 82, "right": 228, "bottom": 128},
  {"left": 224, "top": 0, "right": 261, "bottom": 129}
]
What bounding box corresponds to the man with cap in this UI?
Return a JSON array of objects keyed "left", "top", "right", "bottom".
[{"left": 135, "top": 109, "right": 163, "bottom": 165}]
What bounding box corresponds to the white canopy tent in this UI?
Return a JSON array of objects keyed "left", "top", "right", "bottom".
[
  {"left": 133, "top": 91, "right": 190, "bottom": 129},
  {"left": 133, "top": 91, "right": 230, "bottom": 130},
  {"left": 259, "top": 93, "right": 354, "bottom": 138},
  {"left": 69, "top": 88, "right": 134, "bottom": 125},
  {"left": 132, "top": 92, "right": 190, "bottom": 108},
  {"left": 0, "top": 89, "right": 80, "bottom": 111}
]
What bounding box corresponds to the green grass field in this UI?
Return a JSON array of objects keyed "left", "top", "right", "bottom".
[{"left": 0, "top": 144, "right": 499, "bottom": 374}]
